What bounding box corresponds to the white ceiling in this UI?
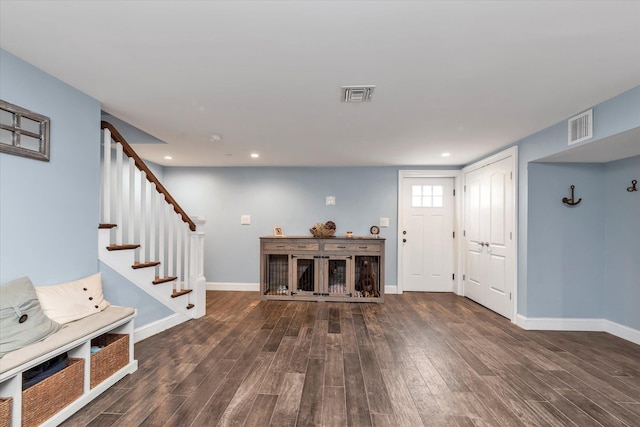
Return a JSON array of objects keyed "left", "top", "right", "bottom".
[{"left": 1, "top": 1, "right": 639, "bottom": 167}]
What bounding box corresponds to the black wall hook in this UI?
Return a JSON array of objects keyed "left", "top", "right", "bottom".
[
  {"left": 627, "top": 180, "right": 638, "bottom": 192},
  {"left": 562, "top": 185, "right": 582, "bottom": 206}
]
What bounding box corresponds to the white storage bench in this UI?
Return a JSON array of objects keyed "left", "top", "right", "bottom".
[{"left": 0, "top": 306, "right": 137, "bottom": 427}]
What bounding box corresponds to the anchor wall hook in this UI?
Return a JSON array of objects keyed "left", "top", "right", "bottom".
[
  {"left": 627, "top": 180, "right": 638, "bottom": 192},
  {"left": 562, "top": 185, "right": 582, "bottom": 206}
]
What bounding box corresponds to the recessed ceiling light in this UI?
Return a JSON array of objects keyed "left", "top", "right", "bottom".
[
  {"left": 250, "top": 153, "right": 259, "bottom": 159},
  {"left": 164, "top": 155, "right": 173, "bottom": 160},
  {"left": 441, "top": 152, "right": 451, "bottom": 157}
]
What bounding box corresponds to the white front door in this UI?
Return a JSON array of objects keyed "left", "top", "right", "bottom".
[
  {"left": 464, "top": 154, "right": 515, "bottom": 319},
  {"left": 401, "top": 177, "right": 454, "bottom": 292}
]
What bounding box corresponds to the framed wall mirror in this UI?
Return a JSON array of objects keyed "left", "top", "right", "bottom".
[{"left": 0, "top": 99, "right": 50, "bottom": 161}]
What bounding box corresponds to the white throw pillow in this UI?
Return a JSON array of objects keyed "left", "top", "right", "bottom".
[{"left": 35, "top": 273, "right": 111, "bottom": 324}]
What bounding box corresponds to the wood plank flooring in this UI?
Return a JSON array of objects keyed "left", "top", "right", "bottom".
[{"left": 62, "top": 291, "right": 640, "bottom": 426}]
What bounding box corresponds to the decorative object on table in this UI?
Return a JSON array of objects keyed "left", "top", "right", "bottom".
[
  {"left": 562, "top": 184, "right": 582, "bottom": 206},
  {"left": 310, "top": 220, "right": 336, "bottom": 238},
  {"left": 627, "top": 179, "right": 638, "bottom": 192},
  {"left": 369, "top": 225, "right": 380, "bottom": 237},
  {"left": 345, "top": 231, "right": 353, "bottom": 238},
  {"left": 273, "top": 226, "right": 284, "bottom": 237}
]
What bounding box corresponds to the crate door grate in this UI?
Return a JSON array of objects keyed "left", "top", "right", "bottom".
[
  {"left": 354, "top": 256, "right": 380, "bottom": 298},
  {"left": 267, "top": 254, "right": 289, "bottom": 295},
  {"left": 328, "top": 259, "right": 347, "bottom": 294},
  {"left": 296, "top": 259, "right": 315, "bottom": 292}
]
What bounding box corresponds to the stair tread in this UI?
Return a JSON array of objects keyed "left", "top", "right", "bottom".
[
  {"left": 132, "top": 261, "right": 161, "bottom": 269},
  {"left": 106, "top": 244, "right": 140, "bottom": 251},
  {"left": 99, "top": 223, "right": 117, "bottom": 229},
  {"left": 153, "top": 276, "right": 178, "bottom": 285},
  {"left": 171, "top": 289, "right": 193, "bottom": 298}
]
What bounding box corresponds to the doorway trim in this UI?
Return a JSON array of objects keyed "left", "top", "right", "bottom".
[{"left": 397, "top": 169, "right": 462, "bottom": 295}]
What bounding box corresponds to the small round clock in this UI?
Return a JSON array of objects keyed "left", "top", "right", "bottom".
[{"left": 370, "top": 225, "right": 380, "bottom": 236}]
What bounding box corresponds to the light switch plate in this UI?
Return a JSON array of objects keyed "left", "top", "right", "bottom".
[
  {"left": 379, "top": 217, "right": 390, "bottom": 227},
  {"left": 241, "top": 215, "right": 251, "bottom": 225},
  {"left": 326, "top": 196, "right": 336, "bottom": 206}
]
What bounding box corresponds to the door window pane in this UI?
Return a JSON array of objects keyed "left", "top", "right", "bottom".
[{"left": 411, "top": 185, "right": 444, "bottom": 208}]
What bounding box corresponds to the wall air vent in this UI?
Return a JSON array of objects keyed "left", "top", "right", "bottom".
[
  {"left": 568, "top": 109, "right": 593, "bottom": 145},
  {"left": 341, "top": 85, "right": 375, "bottom": 102}
]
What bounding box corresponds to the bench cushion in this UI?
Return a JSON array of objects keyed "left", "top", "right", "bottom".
[
  {"left": 0, "top": 305, "right": 135, "bottom": 376},
  {"left": 0, "top": 277, "right": 63, "bottom": 357},
  {"left": 35, "top": 273, "right": 110, "bottom": 324}
]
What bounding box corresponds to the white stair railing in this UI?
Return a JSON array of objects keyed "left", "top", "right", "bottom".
[{"left": 100, "top": 121, "right": 206, "bottom": 318}]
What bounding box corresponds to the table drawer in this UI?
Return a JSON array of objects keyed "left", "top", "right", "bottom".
[
  {"left": 324, "top": 243, "right": 381, "bottom": 253},
  {"left": 264, "top": 242, "right": 320, "bottom": 251}
]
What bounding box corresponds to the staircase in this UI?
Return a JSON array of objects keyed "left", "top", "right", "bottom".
[{"left": 99, "top": 121, "right": 206, "bottom": 321}]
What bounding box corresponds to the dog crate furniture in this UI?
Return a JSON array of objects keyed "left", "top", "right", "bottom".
[{"left": 260, "top": 236, "right": 384, "bottom": 302}]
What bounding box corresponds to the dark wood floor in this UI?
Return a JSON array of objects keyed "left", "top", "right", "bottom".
[{"left": 62, "top": 291, "right": 640, "bottom": 426}]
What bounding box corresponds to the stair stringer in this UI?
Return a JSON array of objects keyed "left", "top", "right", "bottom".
[{"left": 98, "top": 229, "right": 196, "bottom": 320}]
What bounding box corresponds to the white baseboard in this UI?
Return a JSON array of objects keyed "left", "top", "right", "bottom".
[
  {"left": 385, "top": 285, "right": 398, "bottom": 294},
  {"left": 515, "top": 314, "right": 640, "bottom": 345},
  {"left": 134, "top": 313, "right": 189, "bottom": 343},
  {"left": 207, "top": 282, "right": 260, "bottom": 291},
  {"left": 603, "top": 320, "right": 640, "bottom": 345}
]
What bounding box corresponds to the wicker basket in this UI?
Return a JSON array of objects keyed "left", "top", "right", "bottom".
[
  {"left": 0, "top": 397, "right": 11, "bottom": 427},
  {"left": 22, "top": 358, "right": 84, "bottom": 427},
  {"left": 90, "top": 333, "right": 129, "bottom": 388},
  {"left": 309, "top": 228, "right": 336, "bottom": 238}
]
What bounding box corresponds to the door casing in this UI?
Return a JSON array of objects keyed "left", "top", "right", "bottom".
[{"left": 397, "top": 170, "right": 463, "bottom": 295}]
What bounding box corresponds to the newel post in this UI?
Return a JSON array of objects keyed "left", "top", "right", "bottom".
[{"left": 189, "top": 216, "right": 207, "bottom": 318}]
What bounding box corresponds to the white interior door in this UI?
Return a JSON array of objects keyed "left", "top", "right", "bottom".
[
  {"left": 464, "top": 155, "right": 515, "bottom": 319},
  {"left": 401, "top": 177, "right": 454, "bottom": 292}
]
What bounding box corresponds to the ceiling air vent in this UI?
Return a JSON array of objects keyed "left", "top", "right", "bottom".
[
  {"left": 568, "top": 109, "right": 593, "bottom": 145},
  {"left": 341, "top": 85, "right": 375, "bottom": 102}
]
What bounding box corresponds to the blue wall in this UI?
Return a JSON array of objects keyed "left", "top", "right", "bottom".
[
  {"left": 99, "top": 261, "right": 174, "bottom": 325},
  {"left": 0, "top": 49, "right": 100, "bottom": 285},
  {"left": 517, "top": 86, "right": 640, "bottom": 328},
  {"left": 527, "top": 163, "right": 605, "bottom": 318},
  {"left": 162, "top": 166, "right": 402, "bottom": 285},
  {"left": 604, "top": 155, "right": 640, "bottom": 329}
]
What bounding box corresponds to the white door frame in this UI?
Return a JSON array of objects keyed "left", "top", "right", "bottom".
[
  {"left": 397, "top": 170, "right": 463, "bottom": 295},
  {"left": 461, "top": 146, "right": 518, "bottom": 322}
]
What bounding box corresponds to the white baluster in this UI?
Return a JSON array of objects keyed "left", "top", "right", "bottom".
[
  {"left": 139, "top": 171, "right": 147, "bottom": 263},
  {"left": 102, "top": 129, "right": 111, "bottom": 224},
  {"left": 115, "top": 143, "right": 123, "bottom": 246},
  {"left": 176, "top": 212, "right": 183, "bottom": 292},
  {"left": 159, "top": 194, "right": 166, "bottom": 278},
  {"left": 149, "top": 183, "right": 156, "bottom": 263},
  {"left": 167, "top": 203, "right": 174, "bottom": 280},
  {"left": 183, "top": 223, "right": 190, "bottom": 291},
  {"left": 128, "top": 158, "right": 135, "bottom": 244}
]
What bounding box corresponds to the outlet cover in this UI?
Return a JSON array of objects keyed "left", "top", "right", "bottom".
[
  {"left": 326, "top": 196, "right": 336, "bottom": 206},
  {"left": 380, "top": 217, "right": 390, "bottom": 227},
  {"left": 241, "top": 215, "right": 251, "bottom": 225}
]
